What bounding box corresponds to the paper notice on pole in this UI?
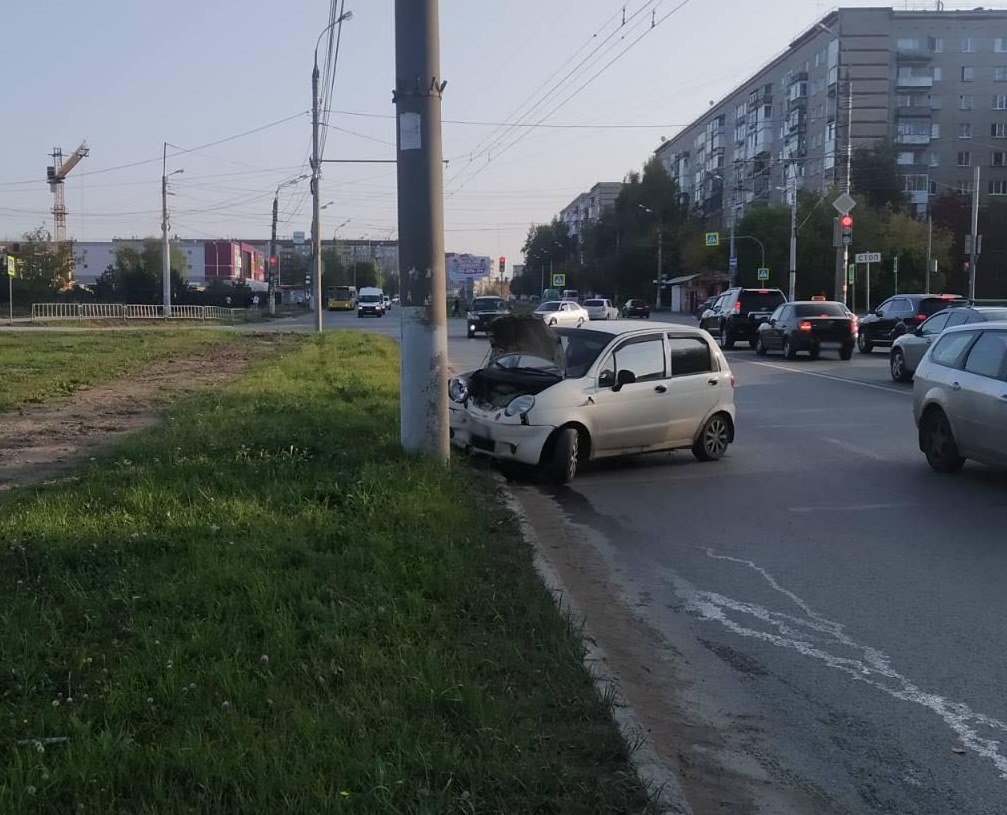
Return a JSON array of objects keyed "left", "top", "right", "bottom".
[{"left": 399, "top": 113, "right": 421, "bottom": 151}]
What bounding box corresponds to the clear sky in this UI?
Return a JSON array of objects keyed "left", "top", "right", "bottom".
[{"left": 0, "top": 0, "right": 958, "bottom": 267}]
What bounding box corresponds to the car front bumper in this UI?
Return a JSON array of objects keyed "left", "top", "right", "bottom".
[{"left": 449, "top": 404, "right": 555, "bottom": 465}]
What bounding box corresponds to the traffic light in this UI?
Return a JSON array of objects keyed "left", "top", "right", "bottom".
[{"left": 840, "top": 214, "right": 853, "bottom": 246}]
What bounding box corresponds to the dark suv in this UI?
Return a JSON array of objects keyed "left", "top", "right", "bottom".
[
  {"left": 857, "top": 293, "right": 967, "bottom": 353},
  {"left": 466, "top": 297, "right": 510, "bottom": 338},
  {"left": 699, "top": 287, "right": 788, "bottom": 349}
]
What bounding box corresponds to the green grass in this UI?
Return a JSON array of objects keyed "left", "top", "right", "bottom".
[
  {"left": 0, "top": 330, "right": 237, "bottom": 412},
  {"left": 0, "top": 331, "right": 651, "bottom": 814}
]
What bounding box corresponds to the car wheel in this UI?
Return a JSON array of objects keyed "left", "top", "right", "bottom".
[
  {"left": 719, "top": 326, "right": 735, "bottom": 350},
  {"left": 548, "top": 318, "right": 558, "bottom": 326},
  {"left": 548, "top": 427, "right": 580, "bottom": 484},
  {"left": 921, "top": 408, "right": 965, "bottom": 473},
  {"left": 693, "top": 413, "right": 731, "bottom": 462},
  {"left": 784, "top": 337, "right": 797, "bottom": 360},
  {"left": 467, "top": 328, "right": 475, "bottom": 339},
  {"left": 755, "top": 335, "right": 768, "bottom": 356},
  {"left": 576, "top": 318, "right": 584, "bottom": 327},
  {"left": 890, "top": 349, "right": 911, "bottom": 382},
  {"left": 839, "top": 344, "right": 854, "bottom": 361},
  {"left": 749, "top": 337, "right": 759, "bottom": 350},
  {"left": 858, "top": 332, "right": 873, "bottom": 354}
]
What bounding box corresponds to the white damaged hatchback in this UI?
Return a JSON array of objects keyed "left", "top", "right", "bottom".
[{"left": 449, "top": 316, "right": 736, "bottom": 482}]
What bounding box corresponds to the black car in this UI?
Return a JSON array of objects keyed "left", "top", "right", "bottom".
[
  {"left": 857, "top": 293, "right": 967, "bottom": 353},
  {"left": 466, "top": 296, "right": 510, "bottom": 338},
  {"left": 755, "top": 301, "right": 857, "bottom": 360},
  {"left": 699, "top": 287, "right": 788, "bottom": 349},
  {"left": 622, "top": 298, "right": 650, "bottom": 318}
]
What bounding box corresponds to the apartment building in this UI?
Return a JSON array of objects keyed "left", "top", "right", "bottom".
[
  {"left": 559, "top": 181, "right": 623, "bottom": 239},
  {"left": 655, "top": 6, "right": 1007, "bottom": 225}
]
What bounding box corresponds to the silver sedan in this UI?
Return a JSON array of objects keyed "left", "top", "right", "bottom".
[{"left": 891, "top": 306, "right": 1007, "bottom": 382}]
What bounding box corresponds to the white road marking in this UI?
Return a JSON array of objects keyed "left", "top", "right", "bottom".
[
  {"left": 823, "top": 437, "right": 889, "bottom": 462},
  {"left": 789, "top": 502, "right": 920, "bottom": 514},
  {"left": 684, "top": 550, "right": 1007, "bottom": 781},
  {"left": 740, "top": 359, "right": 912, "bottom": 397}
]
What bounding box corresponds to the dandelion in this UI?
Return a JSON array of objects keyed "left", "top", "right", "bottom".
[
  {"left": 35, "top": 742, "right": 45, "bottom": 754},
  {"left": 259, "top": 654, "right": 269, "bottom": 665},
  {"left": 26, "top": 785, "right": 36, "bottom": 795},
  {"left": 220, "top": 700, "right": 231, "bottom": 712},
  {"left": 51, "top": 700, "right": 60, "bottom": 708},
  {"left": 339, "top": 791, "right": 350, "bottom": 798},
  {"left": 166, "top": 661, "right": 173, "bottom": 669},
  {"left": 147, "top": 697, "right": 153, "bottom": 705}
]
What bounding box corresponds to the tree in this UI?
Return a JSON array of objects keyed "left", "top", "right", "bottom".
[
  {"left": 521, "top": 220, "right": 575, "bottom": 293},
  {"left": 94, "top": 239, "right": 189, "bottom": 304},
  {"left": 851, "top": 140, "right": 906, "bottom": 211},
  {"left": 4, "top": 226, "right": 72, "bottom": 305}
]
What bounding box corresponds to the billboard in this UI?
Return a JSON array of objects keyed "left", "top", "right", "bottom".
[{"left": 446, "top": 253, "right": 492, "bottom": 283}]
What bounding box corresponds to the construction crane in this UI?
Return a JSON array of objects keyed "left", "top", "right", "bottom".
[{"left": 46, "top": 141, "right": 89, "bottom": 245}]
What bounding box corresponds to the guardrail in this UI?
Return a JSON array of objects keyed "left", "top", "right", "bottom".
[{"left": 32, "top": 303, "right": 245, "bottom": 323}]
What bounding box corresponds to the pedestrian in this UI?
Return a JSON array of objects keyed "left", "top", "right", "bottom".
[{"left": 452, "top": 296, "right": 460, "bottom": 317}]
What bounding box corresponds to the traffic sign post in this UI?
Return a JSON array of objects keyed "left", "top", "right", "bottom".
[
  {"left": 704, "top": 231, "right": 720, "bottom": 247},
  {"left": 6, "top": 253, "right": 16, "bottom": 326},
  {"left": 552, "top": 273, "right": 566, "bottom": 288},
  {"left": 893, "top": 255, "right": 899, "bottom": 295},
  {"left": 757, "top": 267, "right": 770, "bottom": 281},
  {"left": 847, "top": 263, "right": 855, "bottom": 285}
]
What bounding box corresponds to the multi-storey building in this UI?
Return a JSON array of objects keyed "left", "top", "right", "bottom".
[
  {"left": 655, "top": 6, "right": 1007, "bottom": 225},
  {"left": 558, "top": 182, "right": 623, "bottom": 239}
]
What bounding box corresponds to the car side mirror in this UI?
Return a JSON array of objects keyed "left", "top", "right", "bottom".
[
  {"left": 598, "top": 370, "right": 615, "bottom": 389},
  {"left": 612, "top": 369, "right": 636, "bottom": 392},
  {"left": 767, "top": 318, "right": 776, "bottom": 326}
]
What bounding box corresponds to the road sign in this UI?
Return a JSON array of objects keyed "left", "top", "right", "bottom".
[
  {"left": 6, "top": 255, "right": 15, "bottom": 278},
  {"left": 757, "top": 267, "right": 770, "bottom": 281},
  {"left": 848, "top": 263, "right": 855, "bottom": 284},
  {"left": 704, "top": 231, "right": 720, "bottom": 247},
  {"left": 832, "top": 192, "right": 857, "bottom": 215},
  {"left": 855, "top": 251, "right": 881, "bottom": 264},
  {"left": 729, "top": 256, "right": 738, "bottom": 272},
  {"left": 552, "top": 273, "right": 566, "bottom": 287}
]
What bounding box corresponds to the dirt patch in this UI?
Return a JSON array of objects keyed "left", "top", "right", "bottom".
[{"left": 0, "top": 338, "right": 283, "bottom": 492}]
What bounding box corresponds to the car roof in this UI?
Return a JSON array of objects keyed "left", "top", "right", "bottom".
[
  {"left": 560, "top": 320, "right": 709, "bottom": 338},
  {"left": 895, "top": 293, "right": 966, "bottom": 300},
  {"left": 789, "top": 300, "right": 845, "bottom": 306},
  {"left": 942, "top": 320, "right": 1007, "bottom": 334}
]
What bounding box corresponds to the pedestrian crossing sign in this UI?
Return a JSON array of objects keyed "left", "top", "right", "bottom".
[
  {"left": 552, "top": 273, "right": 566, "bottom": 287},
  {"left": 704, "top": 232, "right": 720, "bottom": 247},
  {"left": 6, "top": 255, "right": 15, "bottom": 278}
]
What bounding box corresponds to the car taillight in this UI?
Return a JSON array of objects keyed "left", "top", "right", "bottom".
[
  {"left": 733, "top": 302, "right": 741, "bottom": 313},
  {"left": 799, "top": 320, "right": 813, "bottom": 332},
  {"left": 850, "top": 317, "right": 858, "bottom": 333},
  {"left": 916, "top": 313, "right": 927, "bottom": 321}
]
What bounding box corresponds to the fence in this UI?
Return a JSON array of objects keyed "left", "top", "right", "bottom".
[{"left": 31, "top": 303, "right": 245, "bottom": 323}]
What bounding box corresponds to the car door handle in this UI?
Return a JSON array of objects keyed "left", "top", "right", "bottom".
[
  {"left": 952, "top": 382, "right": 961, "bottom": 392},
  {"left": 707, "top": 378, "right": 718, "bottom": 386},
  {"left": 654, "top": 384, "right": 667, "bottom": 393}
]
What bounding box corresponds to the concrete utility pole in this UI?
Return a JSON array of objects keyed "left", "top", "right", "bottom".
[
  {"left": 161, "top": 143, "right": 183, "bottom": 317},
  {"left": 394, "top": 0, "right": 449, "bottom": 459},
  {"left": 310, "top": 62, "right": 324, "bottom": 332},
  {"left": 970, "top": 164, "right": 980, "bottom": 300},
  {"left": 788, "top": 169, "right": 798, "bottom": 301},
  {"left": 925, "top": 214, "right": 933, "bottom": 294},
  {"left": 729, "top": 208, "right": 737, "bottom": 288},
  {"left": 656, "top": 227, "right": 664, "bottom": 309},
  {"left": 270, "top": 195, "right": 279, "bottom": 316}
]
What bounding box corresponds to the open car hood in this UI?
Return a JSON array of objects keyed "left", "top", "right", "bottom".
[{"left": 487, "top": 315, "right": 565, "bottom": 372}]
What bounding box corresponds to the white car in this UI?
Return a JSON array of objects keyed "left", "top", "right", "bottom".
[
  {"left": 534, "top": 300, "right": 589, "bottom": 327},
  {"left": 914, "top": 322, "right": 1007, "bottom": 472},
  {"left": 448, "top": 316, "right": 737, "bottom": 482},
  {"left": 584, "top": 298, "right": 619, "bottom": 320}
]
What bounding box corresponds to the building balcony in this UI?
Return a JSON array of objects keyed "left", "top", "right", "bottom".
[
  {"left": 896, "top": 47, "right": 933, "bottom": 62},
  {"left": 896, "top": 133, "right": 931, "bottom": 145},
  {"left": 896, "top": 75, "right": 933, "bottom": 88},
  {"left": 896, "top": 106, "right": 932, "bottom": 117}
]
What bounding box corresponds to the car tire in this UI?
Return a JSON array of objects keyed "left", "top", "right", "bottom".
[
  {"left": 693, "top": 413, "right": 731, "bottom": 462},
  {"left": 921, "top": 408, "right": 965, "bottom": 473},
  {"left": 858, "top": 332, "right": 873, "bottom": 354},
  {"left": 755, "top": 335, "right": 768, "bottom": 356},
  {"left": 784, "top": 337, "right": 797, "bottom": 360},
  {"left": 749, "top": 337, "right": 759, "bottom": 350},
  {"left": 890, "top": 349, "right": 911, "bottom": 382},
  {"left": 840, "top": 344, "right": 854, "bottom": 361},
  {"left": 576, "top": 318, "right": 584, "bottom": 327},
  {"left": 467, "top": 328, "right": 475, "bottom": 339},
  {"left": 719, "top": 326, "right": 735, "bottom": 350},
  {"left": 548, "top": 427, "right": 580, "bottom": 484}
]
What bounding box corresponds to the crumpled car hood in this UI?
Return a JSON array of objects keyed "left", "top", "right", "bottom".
[{"left": 487, "top": 315, "right": 564, "bottom": 372}]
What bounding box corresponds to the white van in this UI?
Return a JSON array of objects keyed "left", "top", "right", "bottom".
[{"left": 357, "top": 287, "right": 385, "bottom": 318}]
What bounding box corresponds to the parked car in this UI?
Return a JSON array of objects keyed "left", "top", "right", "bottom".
[
  {"left": 584, "top": 298, "right": 619, "bottom": 320},
  {"left": 622, "top": 299, "right": 651, "bottom": 319},
  {"left": 890, "top": 305, "right": 1007, "bottom": 382},
  {"left": 448, "top": 316, "right": 736, "bottom": 483},
  {"left": 693, "top": 295, "right": 718, "bottom": 321},
  {"left": 466, "top": 296, "right": 510, "bottom": 338},
  {"left": 755, "top": 301, "right": 857, "bottom": 360},
  {"left": 857, "top": 293, "right": 967, "bottom": 353},
  {"left": 357, "top": 287, "right": 386, "bottom": 318},
  {"left": 382, "top": 295, "right": 392, "bottom": 311},
  {"left": 699, "top": 287, "right": 788, "bottom": 349},
  {"left": 913, "top": 322, "right": 1007, "bottom": 472},
  {"left": 533, "top": 300, "right": 589, "bottom": 327}
]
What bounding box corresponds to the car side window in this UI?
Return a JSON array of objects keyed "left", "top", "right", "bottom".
[
  {"left": 963, "top": 331, "right": 1007, "bottom": 380},
  {"left": 875, "top": 299, "right": 893, "bottom": 317},
  {"left": 611, "top": 336, "right": 666, "bottom": 382},
  {"left": 887, "top": 298, "right": 911, "bottom": 316},
  {"left": 945, "top": 309, "right": 970, "bottom": 328},
  {"left": 920, "top": 312, "right": 951, "bottom": 336},
  {"left": 769, "top": 305, "right": 785, "bottom": 322},
  {"left": 930, "top": 331, "right": 978, "bottom": 368},
  {"left": 668, "top": 337, "right": 712, "bottom": 376}
]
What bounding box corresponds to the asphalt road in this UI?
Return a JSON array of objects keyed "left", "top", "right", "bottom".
[{"left": 503, "top": 320, "right": 1007, "bottom": 814}]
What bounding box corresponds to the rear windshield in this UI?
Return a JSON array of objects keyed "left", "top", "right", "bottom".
[
  {"left": 628, "top": 300, "right": 646, "bottom": 307},
  {"left": 793, "top": 303, "right": 848, "bottom": 317},
  {"left": 920, "top": 297, "right": 967, "bottom": 316},
  {"left": 739, "top": 290, "right": 786, "bottom": 311},
  {"left": 472, "top": 298, "right": 505, "bottom": 311},
  {"left": 584, "top": 300, "right": 604, "bottom": 307},
  {"left": 537, "top": 302, "right": 561, "bottom": 312}
]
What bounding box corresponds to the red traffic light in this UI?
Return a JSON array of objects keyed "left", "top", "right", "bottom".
[
  {"left": 269, "top": 256, "right": 277, "bottom": 266},
  {"left": 839, "top": 214, "right": 853, "bottom": 228}
]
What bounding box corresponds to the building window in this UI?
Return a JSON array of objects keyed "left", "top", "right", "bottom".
[
  {"left": 932, "top": 123, "right": 941, "bottom": 138},
  {"left": 904, "top": 174, "right": 928, "bottom": 192},
  {"left": 932, "top": 36, "right": 944, "bottom": 53},
  {"left": 993, "top": 122, "right": 1007, "bottom": 138},
  {"left": 991, "top": 179, "right": 1007, "bottom": 195},
  {"left": 962, "top": 65, "right": 976, "bottom": 82},
  {"left": 957, "top": 150, "right": 972, "bottom": 166},
  {"left": 959, "top": 122, "right": 974, "bottom": 139},
  {"left": 960, "top": 95, "right": 974, "bottom": 110},
  {"left": 996, "top": 95, "right": 1007, "bottom": 110},
  {"left": 897, "top": 151, "right": 916, "bottom": 165},
  {"left": 993, "top": 151, "right": 1007, "bottom": 167},
  {"left": 933, "top": 66, "right": 943, "bottom": 82},
  {"left": 930, "top": 152, "right": 941, "bottom": 167},
  {"left": 930, "top": 94, "right": 942, "bottom": 109},
  {"left": 996, "top": 38, "right": 1007, "bottom": 53},
  {"left": 996, "top": 67, "right": 1007, "bottom": 82},
  {"left": 957, "top": 179, "right": 974, "bottom": 193},
  {"left": 962, "top": 38, "right": 976, "bottom": 53}
]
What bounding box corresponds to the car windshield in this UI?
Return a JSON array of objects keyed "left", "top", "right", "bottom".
[
  {"left": 793, "top": 303, "right": 847, "bottom": 317},
  {"left": 537, "top": 302, "right": 561, "bottom": 312},
  {"left": 554, "top": 328, "right": 611, "bottom": 378},
  {"left": 739, "top": 290, "right": 787, "bottom": 311},
  {"left": 920, "top": 297, "right": 967, "bottom": 316},
  {"left": 584, "top": 300, "right": 604, "bottom": 307},
  {"left": 472, "top": 298, "right": 505, "bottom": 312},
  {"left": 628, "top": 300, "right": 645, "bottom": 307},
  {"left": 360, "top": 295, "right": 381, "bottom": 303}
]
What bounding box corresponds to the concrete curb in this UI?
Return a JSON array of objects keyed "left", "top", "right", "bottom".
[{"left": 499, "top": 484, "right": 694, "bottom": 815}]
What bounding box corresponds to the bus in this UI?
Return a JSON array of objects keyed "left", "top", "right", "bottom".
[{"left": 327, "top": 285, "right": 357, "bottom": 311}]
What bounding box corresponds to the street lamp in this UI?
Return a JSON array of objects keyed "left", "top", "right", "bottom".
[
  {"left": 638, "top": 204, "right": 666, "bottom": 309},
  {"left": 775, "top": 178, "right": 799, "bottom": 300},
  {"left": 161, "top": 143, "right": 184, "bottom": 316},
  {"left": 268, "top": 174, "right": 309, "bottom": 315}
]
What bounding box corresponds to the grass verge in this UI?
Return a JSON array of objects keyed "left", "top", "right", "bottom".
[
  {"left": 0, "top": 331, "right": 652, "bottom": 814},
  {"left": 0, "top": 330, "right": 238, "bottom": 412}
]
